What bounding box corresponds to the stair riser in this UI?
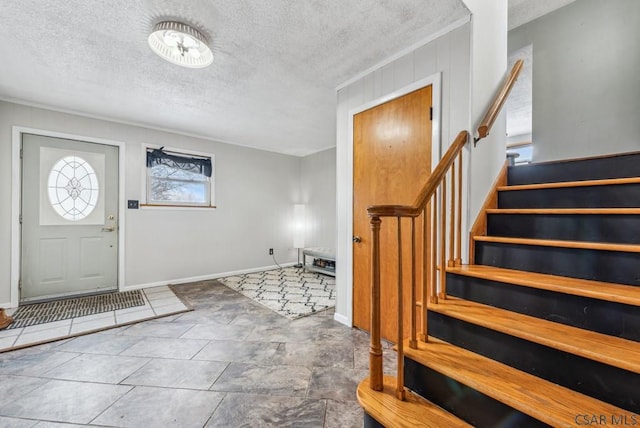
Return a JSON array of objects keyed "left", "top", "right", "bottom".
[
  {"left": 507, "top": 152, "right": 640, "bottom": 185},
  {"left": 446, "top": 273, "right": 640, "bottom": 341},
  {"left": 363, "top": 413, "right": 384, "bottom": 428},
  {"left": 499, "top": 183, "right": 640, "bottom": 209},
  {"left": 475, "top": 241, "right": 640, "bottom": 286},
  {"left": 487, "top": 213, "right": 640, "bottom": 244},
  {"left": 428, "top": 311, "right": 640, "bottom": 413},
  {"left": 404, "top": 358, "right": 549, "bottom": 428}
]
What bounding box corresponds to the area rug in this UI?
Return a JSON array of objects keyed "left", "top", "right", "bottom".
[
  {"left": 218, "top": 267, "right": 335, "bottom": 319},
  {"left": 0, "top": 286, "right": 192, "bottom": 353},
  {"left": 7, "top": 290, "right": 145, "bottom": 329}
]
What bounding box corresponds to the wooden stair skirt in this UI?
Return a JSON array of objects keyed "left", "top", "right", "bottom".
[{"left": 360, "top": 152, "right": 640, "bottom": 427}]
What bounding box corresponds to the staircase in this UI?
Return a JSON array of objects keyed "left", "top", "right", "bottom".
[{"left": 358, "top": 152, "right": 640, "bottom": 427}]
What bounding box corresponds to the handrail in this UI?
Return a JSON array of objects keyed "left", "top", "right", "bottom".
[
  {"left": 475, "top": 59, "right": 524, "bottom": 144},
  {"left": 364, "top": 60, "right": 524, "bottom": 400}
]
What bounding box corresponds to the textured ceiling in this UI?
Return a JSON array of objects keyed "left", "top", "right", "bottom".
[
  {"left": 0, "top": 1, "right": 573, "bottom": 156},
  {"left": 0, "top": 0, "right": 468, "bottom": 156},
  {"left": 508, "top": 0, "right": 576, "bottom": 29}
]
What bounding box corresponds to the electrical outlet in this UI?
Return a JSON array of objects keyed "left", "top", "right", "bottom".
[{"left": 269, "top": 248, "right": 274, "bottom": 255}]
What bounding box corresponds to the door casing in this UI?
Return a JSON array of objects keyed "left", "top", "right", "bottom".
[
  {"left": 340, "top": 73, "right": 442, "bottom": 327},
  {"left": 10, "top": 126, "right": 126, "bottom": 308}
]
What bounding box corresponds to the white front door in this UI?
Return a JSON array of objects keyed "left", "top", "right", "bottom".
[{"left": 21, "top": 134, "right": 119, "bottom": 302}]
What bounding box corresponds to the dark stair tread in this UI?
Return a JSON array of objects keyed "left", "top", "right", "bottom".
[
  {"left": 474, "top": 235, "right": 640, "bottom": 253},
  {"left": 498, "top": 176, "right": 640, "bottom": 191},
  {"left": 447, "top": 265, "right": 640, "bottom": 306},
  {"left": 357, "top": 375, "right": 472, "bottom": 428},
  {"left": 427, "top": 297, "right": 640, "bottom": 373},
  {"left": 486, "top": 208, "right": 640, "bottom": 214},
  {"left": 404, "top": 338, "right": 636, "bottom": 427}
]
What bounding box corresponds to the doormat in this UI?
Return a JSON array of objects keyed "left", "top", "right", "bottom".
[
  {"left": 218, "top": 267, "right": 335, "bottom": 320},
  {"left": 7, "top": 290, "right": 145, "bottom": 329}
]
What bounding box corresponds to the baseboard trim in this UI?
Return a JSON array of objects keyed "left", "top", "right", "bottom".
[
  {"left": 121, "top": 263, "right": 297, "bottom": 292},
  {"left": 0, "top": 302, "right": 12, "bottom": 309},
  {"left": 333, "top": 312, "right": 351, "bottom": 327}
]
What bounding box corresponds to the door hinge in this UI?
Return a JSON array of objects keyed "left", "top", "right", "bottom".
[
  {"left": 430, "top": 107, "right": 433, "bottom": 121},
  {"left": 20, "top": 148, "right": 23, "bottom": 159},
  {"left": 19, "top": 214, "right": 23, "bottom": 224},
  {"left": 18, "top": 279, "right": 22, "bottom": 290}
]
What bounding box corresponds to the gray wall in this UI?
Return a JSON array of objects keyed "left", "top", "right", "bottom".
[
  {"left": 300, "top": 148, "right": 336, "bottom": 250},
  {"left": 0, "top": 101, "right": 308, "bottom": 306},
  {"left": 509, "top": 0, "right": 640, "bottom": 162}
]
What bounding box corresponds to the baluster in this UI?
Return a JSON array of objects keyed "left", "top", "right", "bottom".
[
  {"left": 420, "top": 205, "right": 429, "bottom": 342},
  {"left": 410, "top": 217, "right": 417, "bottom": 349},
  {"left": 456, "top": 152, "right": 463, "bottom": 265},
  {"left": 440, "top": 179, "right": 447, "bottom": 299},
  {"left": 369, "top": 216, "right": 383, "bottom": 391},
  {"left": 396, "top": 217, "right": 406, "bottom": 401},
  {"left": 431, "top": 196, "right": 438, "bottom": 304},
  {"left": 448, "top": 165, "right": 456, "bottom": 267}
]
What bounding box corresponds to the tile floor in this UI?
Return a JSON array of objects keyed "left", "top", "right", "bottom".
[
  {"left": 1, "top": 286, "right": 190, "bottom": 352},
  {"left": 0, "top": 279, "right": 397, "bottom": 427}
]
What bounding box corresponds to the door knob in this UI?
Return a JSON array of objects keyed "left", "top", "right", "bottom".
[
  {"left": 353, "top": 235, "right": 362, "bottom": 243},
  {"left": 101, "top": 226, "right": 116, "bottom": 232}
]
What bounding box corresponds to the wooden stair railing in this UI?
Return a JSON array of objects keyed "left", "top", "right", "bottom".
[
  {"left": 367, "top": 130, "right": 467, "bottom": 398},
  {"left": 475, "top": 59, "right": 524, "bottom": 144},
  {"left": 365, "top": 59, "right": 524, "bottom": 400}
]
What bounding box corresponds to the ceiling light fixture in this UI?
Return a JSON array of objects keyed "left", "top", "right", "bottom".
[{"left": 148, "top": 21, "right": 213, "bottom": 69}]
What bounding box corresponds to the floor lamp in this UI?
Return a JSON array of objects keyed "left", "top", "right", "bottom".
[{"left": 293, "top": 204, "right": 305, "bottom": 268}]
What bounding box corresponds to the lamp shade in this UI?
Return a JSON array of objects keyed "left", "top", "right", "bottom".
[{"left": 293, "top": 204, "right": 305, "bottom": 249}]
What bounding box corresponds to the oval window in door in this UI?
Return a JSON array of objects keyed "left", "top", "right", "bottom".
[{"left": 47, "top": 156, "right": 100, "bottom": 221}]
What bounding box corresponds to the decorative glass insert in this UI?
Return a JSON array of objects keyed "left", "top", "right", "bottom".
[
  {"left": 146, "top": 148, "right": 213, "bottom": 206},
  {"left": 47, "top": 156, "right": 99, "bottom": 221}
]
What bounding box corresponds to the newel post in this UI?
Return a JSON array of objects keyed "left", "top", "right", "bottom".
[{"left": 369, "top": 215, "right": 383, "bottom": 391}]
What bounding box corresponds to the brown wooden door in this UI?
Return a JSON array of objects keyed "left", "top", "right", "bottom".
[{"left": 353, "top": 85, "right": 432, "bottom": 341}]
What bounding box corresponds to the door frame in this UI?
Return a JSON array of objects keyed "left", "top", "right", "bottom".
[
  {"left": 340, "top": 72, "right": 441, "bottom": 327},
  {"left": 10, "top": 126, "right": 127, "bottom": 308}
]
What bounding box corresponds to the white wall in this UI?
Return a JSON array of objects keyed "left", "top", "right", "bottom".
[
  {"left": 0, "top": 101, "right": 304, "bottom": 306},
  {"left": 334, "top": 22, "right": 472, "bottom": 326},
  {"left": 509, "top": 0, "right": 640, "bottom": 162},
  {"left": 462, "top": 0, "right": 508, "bottom": 219},
  {"left": 300, "top": 148, "right": 336, "bottom": 250}
]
